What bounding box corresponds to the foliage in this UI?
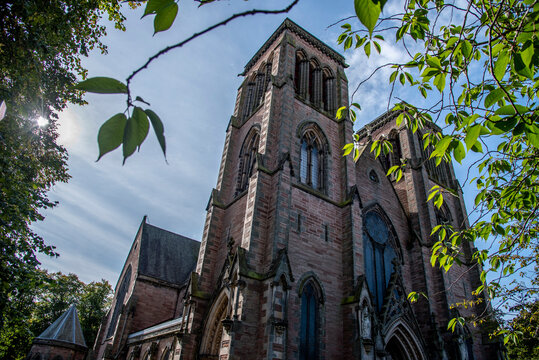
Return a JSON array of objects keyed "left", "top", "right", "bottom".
[
  {"left": 0, "top": 0, "right": 127, "bottom": 358},
  {"left": 505, "top": 300, "right": 539, "bottom": 359},
  {"left": 30, "top": 271, "right": 113, "bottom": 350},
  {"left": 336, "top": 0, "right": 539, "bottom": 341}
]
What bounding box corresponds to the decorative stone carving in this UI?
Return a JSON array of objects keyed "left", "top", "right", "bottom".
[
  {"left": 458, "top": 336, "right": 469, "bottom": 360},
  {"left": 361, "top": 306, "right": 372, "bottom": 340}
]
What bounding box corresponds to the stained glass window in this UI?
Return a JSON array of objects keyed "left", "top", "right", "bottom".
[{"left": 363, "top": 212, "right": 396, "bottom": 311}]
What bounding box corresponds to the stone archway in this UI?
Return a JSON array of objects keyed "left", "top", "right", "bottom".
[
  {"left": 199, "top": 291, "right": 230, "bottom": 359},
  {"left": 384, "top": 321, "right": 426, "bottom": 360}
]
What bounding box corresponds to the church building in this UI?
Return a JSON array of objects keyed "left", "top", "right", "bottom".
[{"left": 93, "top": 19, "right": 501, "bottom": 360}]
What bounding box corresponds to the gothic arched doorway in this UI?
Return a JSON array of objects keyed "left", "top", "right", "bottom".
[
  {"left": 384, "top": 321, "right": 426, "bottom": 360},
  {"left": 199, "top": 291, "right": 230, "bottom": 359}
]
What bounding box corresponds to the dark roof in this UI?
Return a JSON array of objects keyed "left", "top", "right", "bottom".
[
  {"left": 138, "top": 222, "right": 200, "bottom": 286},
  {"left": 36, "top": 304, "right": 87, "bottom": 348},
  {"left": 242, "top": 18, "right": 346, "bottom": 75}
]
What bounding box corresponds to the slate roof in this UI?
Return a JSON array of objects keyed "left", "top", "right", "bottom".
[
  {"left": 36, "top": 304, "right": 87, "bottom": 348},
  {"left": 138, "top": 222, "right": 200, "bottom": 286}
]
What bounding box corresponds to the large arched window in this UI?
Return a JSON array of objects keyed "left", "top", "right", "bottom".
[
  {"left": 299, "top": 127, "right": 327, "bottom": 192},
  {"left": 363, "top": 211, "right": 397, "bottom": 311},
  {"left": 236, "top": 128, "right": 260, "bottom": 194},
  {"left": 106, "top": 265, "right": 132, "bottom": 338},
  {"left": 299, "top": 280, "right": 321, "bottom": 360}
]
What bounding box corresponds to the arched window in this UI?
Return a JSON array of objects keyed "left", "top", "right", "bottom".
[
  {"left": 363, "top": 211, "right": 397, "bottom": 311},
  {"left": 161, "top": 348, "right": 171, "bottom": 360},
  {"left": 107, "top": 265, "right": 132, "bottom": 338},
  {"left": 241, "top": 75, "right": 257, "bottom": 120},
  {"left": 380, "top": 131, "right": 402, "bottom": 180},
  {"left": 299, "top": 280, "right": 321, "bottom": 360},
  {"left": 308, "top": 60, "right": 322, "bottom": 107},
  {"left": 295, "top": 50, "right": 309, "bottom": 98},
  {"left": 236, "top": 129, "right": 260, "bottom": 194},
  {"left": 299, "top": 128, "right": 326, "bottom": 192},
  {"left": 322, "top": 68, "right": 335, "bottom": 113}
]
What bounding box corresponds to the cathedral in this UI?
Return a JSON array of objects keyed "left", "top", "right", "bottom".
[{"left": 91, "top": 19, "right": 502, "bottom": 360}]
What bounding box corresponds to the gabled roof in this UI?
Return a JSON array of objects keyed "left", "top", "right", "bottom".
[
  {"left": 138, "top": 222, "right": 200, "bottom": 286},
  {"left": 242, "top": 18, "right": 346, "bottom": 75},
  {"left": 36, "top": 304, "right": 87, "bottom": 348}
]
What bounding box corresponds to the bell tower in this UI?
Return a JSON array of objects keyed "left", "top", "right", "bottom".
[{"left": 175, "top": 18, "right": 355, "bottom": 360}]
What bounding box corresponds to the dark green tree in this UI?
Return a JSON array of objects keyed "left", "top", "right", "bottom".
[
  {"left": 0, "top": 1, "right": 129, "bottom": 358},
  {"left": 506, "top": 300, "right": 539, "bottom": 359},
  {"left": 30, "top": 272, "right": 112, "bottom": 350}
]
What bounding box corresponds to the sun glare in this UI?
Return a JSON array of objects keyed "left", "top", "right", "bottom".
[{"left": 37, "top": 116, "right": 49, "bottom": 127}]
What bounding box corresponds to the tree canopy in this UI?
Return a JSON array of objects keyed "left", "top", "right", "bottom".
[
  {"left": 336, "top": 0, "right": 539, "bottom": 343},
  {"left": 0, "top": 0, "right": 128, "bottom": 358}
]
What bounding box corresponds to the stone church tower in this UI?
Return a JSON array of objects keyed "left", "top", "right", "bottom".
[{"left": 94, "top": 19, "right": 502, "bottom": 360}]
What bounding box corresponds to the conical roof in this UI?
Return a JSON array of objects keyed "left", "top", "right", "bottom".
[{"left": 36, "top": 304, "right": 87, "bottom": 348}]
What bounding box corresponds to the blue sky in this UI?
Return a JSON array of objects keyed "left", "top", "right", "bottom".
[{"left": 33, "top": 0, "right": 479, "bottom": 285}]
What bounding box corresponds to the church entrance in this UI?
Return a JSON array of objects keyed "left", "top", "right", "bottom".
[
  {"left": 199, "top": 292, "right": 230, "bottom": 360},
  {"left": 384, "top": 322, "right": 426, "bottom": 360}
]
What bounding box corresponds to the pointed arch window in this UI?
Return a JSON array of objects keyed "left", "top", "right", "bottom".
[
  {"left": 299, "top": 281, "right": 320, "bottom": 360},
  {"left": 107, "top": 265, "right": 132, "bottom": 338},
  {"left": 241, "top": 77, "right": 256, "bottom": 121},
  {"left": 308, "top": 60, "right": 322, "bottom": 107},
  {"left": 322, "top": 68, "right": 335, "bottom": 113},
  {"left": 236, "top": 129, "right": 260, "bottom": 194},
  {"left": 295, "top": 51, "right": 309, "bottom": 98},
  {"left": 363, "top": 212, "right": 397, "bottom": 311},
  {"left": 380, "top": 131, "right": 402, "bottom": 181},
  {"left": 299, "top": 128, "right": 326, "bottom": 192}
]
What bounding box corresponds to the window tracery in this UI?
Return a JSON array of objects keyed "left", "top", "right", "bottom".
[
  {"left": 294, "top": 51, "right": 335, "bottom": 114},
  {"left": 236, "top": 129, "right": 260, "bottom": 194},
  {"left": 299, "top": 127, "right": 327, "bottom": 192},
  {"left": 363, "top": 211, "right": 397, "bottom": 311}
]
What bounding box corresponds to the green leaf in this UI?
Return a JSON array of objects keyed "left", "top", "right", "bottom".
[
  {"left": 513, "top": 52, "right": 534, "bottom": 78},
  {"left": 434, "top": 73, "right": 446, "bottom": 92},
  {"left": 373, "top": 41, "right": 381, "bottom": 53},
  {"left": 154, "top": 2, "right": 178, "bottom": 34},
  {"left": 345, "top": 36, "right": 353, "bottom": 50},
  {"left": 495, "top": 104, "right": 528, "bottom": 116},
  {"left": 143, "top": 0, "right": 173, "bottom": 17},
  {"left": 336, "top": 106, "right": 347, "bottom": 120},
  {"left": 123, "top": 107, "right": 150, "bottom": 163},
  {"left": 484, "top": 88, "right": 504, "bottom": 108},
  {"left": 453, "top": 141, "right": 465, "bottom": 164},
  {"left": 145, "top": 109, "right": 167, "bottom": 157},
  {"left": 493, "top": 50, "right": 509, "bottom": 80},
  {"left": 343, "top": 143, "right": 354, "bottom": 156},
  {"left": 431, "top": 136, "right": 452, "bottom": 158},
  {"left": 364, "top": 41, "right": 371, "bottom": 57},
  {"left": 520, "top": 40, "right": 534, "bottom": 68},
  {"left": 97, "top": 113, "right": 127, "bottom": 161},
  {"left": 461, "top": 40, "right": 472, "bottom": 59},
  {"left": 354, "top": 0, "right": 381, "bottom": 37},
  {"left": 74, "top": 77, "right": 127, "bottom": 94},
  {"left": 465, "top": 124, "right": 482, "bottom": 151}
]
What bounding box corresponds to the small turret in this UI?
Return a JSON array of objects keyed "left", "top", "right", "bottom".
[{"left": 27, "top": 304, "right": 87, "bottom": 360}]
